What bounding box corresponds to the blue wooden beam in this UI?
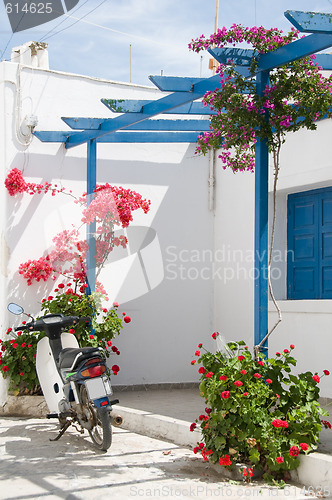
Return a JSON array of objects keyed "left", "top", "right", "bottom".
[
  {"left": 61, "top": 117, "right": 211, "bottom": 131},
  {"left": 208, "top": 47, "right": 257, "bottom": 66},
  {"left": 34, "top": 130, "right": 207, "bottom": 143},
  {"left": 149, "top": 76, "right": 205, "bottom": 92},
  {"left": 103, "top": 99, "right": 216, "bottom": 115},
  {"left": 285, "top": 10, "right": 332, "bottom": 33},
  {"left": 257, "top": 32, "right": 332, "bottom": 72},
  {"left": 208, "top": 46, "right": 332, "bottom": 71},
  {"left": 86, "top": 139, "right": 96, "bottom": 295},
  {"left": 65, "top": 88, "right": 213, "bottom": 148},
  {"left": 254, "top": 71, "right": 270, "bottom": 355}
]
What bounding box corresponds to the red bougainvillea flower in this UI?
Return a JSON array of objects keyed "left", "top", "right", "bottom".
[
  {"left": 323, "top": 370, "right": 330, "bottom": 376},
  {"left": 271, "top": 419, "right": 288, "bottom": 428},
  {"left": 234, "top": 380, "right": 243, "bottom": 387},
  {"left": 219, "top": 454, "right": 232, "bottom": 467},
  {"left": 276, "top": 456, "right": 284, "bottom": 463},
  {"left": 300, "top": 443, "right": 309, "bottom": 451},
  {"left": 198, "top": 367, "right": 206, "bottom": 374},
  {"left": 220, "top": 375, "right": 227, "bottom": 381},
  {"left": 212, "top": 331, "right": 219, "bottom": 339},
  {"left": 221, "top": 390, "right": 230, "bottom": 399},
  {"left": 289, "top": 446, "right": 299, "bottom": 457},
  {"left": 190, "top": 423, "right": 197, "bottom": 432},
  {"left": 123, "top": 316, "right": 131, "bottom": 323},
  {"left": 254, "top": 373, "right": 261, "bottom": 379},
  {"left": 206, "top": 371, "right": 213, "bottom": 378},
  {"left": 266, "top": 379, "right": 273, "bottom": 384},
  {"left": 238, "top": 355, "right": 245, "bottom": 361},
  {"left": 312, "top": 375, "right": 320, "bottom": 383}
]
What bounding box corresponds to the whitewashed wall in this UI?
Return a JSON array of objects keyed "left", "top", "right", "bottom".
[
  {"left": 0, "top": 60, "right": 215, "bottom": 404},
  {"left": 213, "top": 119, "right": 332, "bottom": 398}
]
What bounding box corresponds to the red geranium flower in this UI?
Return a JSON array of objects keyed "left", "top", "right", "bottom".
[
  {"left": 212, "top": 332, "right": 219, "bottom": 339},
  {"left": 266, "top": 379, "right": 272, "bottom": 384},
  {"left": 276, "top": 456, "right": 284, "bottom": 463},
  {"left": 284, "top": 349, "right": 289, "bottom": 354},
  {"left": 254, "top": 373, "right": 261, "bottom": 379},
  {"left": 221, "top": 390, "right": 230, "bottom": 399},
  {"left": 290, "top": 344, "right": 295, "bottom": 349},
  {"left": 234, "top": 380, "right": 243, "bottom": 387},
  {"left": 195, "top": 350, "right": 201, "bottom": 356},
  {"left": 198, "top": 367, "right": 206, "bottom": 374},
  {"left": 190, "top": 360, "right": 196, "bottom": 365},
  {"left": 219, "top": 454, "right": 232, "bottom": 467},
  {"left": 190, "top": 423, "right": 196, "bottom": 432},
  {"left": 240, "top": 370, "right": 247, "bottom": 375},
  {"left": 124, "top": 316, "right": 131, "bottom": 323},
  {"left": 323, "top": 370, "right": 330, "bottom": 376},
  {"left": 238, "top": 355, "right": 245, "bottom": 361},
  {"left": 289, "top": 446, "right": 299, "bottom": 457},
  {"left": 220, "top": 375, "right": 227, "bottom": 381},
  {"left": 312, "top": 375, "right": 320, "bottom": 383},
  {"left": 243, "top": 392, "right": 249, "bottom": 397},
  {"left": 2, "top": 366, "right": 9, "bottom": 372},
  {"left": 206, "top": 372, "right": 213, "bottom": 378},
  {"left": 300, "top": 443, "right": 309, "bottom": 451}
]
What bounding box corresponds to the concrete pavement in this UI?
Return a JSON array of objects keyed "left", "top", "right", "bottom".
[
  {"left": 0, "top": 387, "right": 332, "bottom": 498},
  {"left": 0, "top": 416, "right": 327, "bottom": 500}
]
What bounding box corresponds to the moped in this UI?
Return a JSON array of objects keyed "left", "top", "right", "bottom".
[{"left": 8, "top": 303, "right": 122, "bottom": 451}]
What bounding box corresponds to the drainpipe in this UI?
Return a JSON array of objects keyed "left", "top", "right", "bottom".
[{"left": 208, "top": 149, "right": 216, "bottom": 212}]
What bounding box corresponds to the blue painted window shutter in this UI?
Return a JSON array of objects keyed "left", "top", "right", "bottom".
[{"left": 287, "top": 187, "right": 332, "bottom": 299}]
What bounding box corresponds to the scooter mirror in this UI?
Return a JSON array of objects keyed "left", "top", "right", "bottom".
[{"left": 7, "top": 303, "right": 24, "bottom": 315}]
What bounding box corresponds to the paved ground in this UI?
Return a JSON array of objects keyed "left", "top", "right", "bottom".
[{"left": 0, "top": 416, "right": 326, "bottom": 500}]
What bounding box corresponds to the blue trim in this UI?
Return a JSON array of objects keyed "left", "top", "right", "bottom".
[
  {"left": 86, "top": 139, "right": 96, "bottom": 294},
  {"left": 254, "top": 71, "right": 269, "bottom": 353},
  {"left": 61, "top": 117, "right": 211, "bottom": 131},
  {"left": 287, "top": 186, "right": 332, "bottom": 299}
]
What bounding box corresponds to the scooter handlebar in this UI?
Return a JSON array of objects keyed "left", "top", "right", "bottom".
[{"left": 13, "top": 315, "right": 91, "bottom": 332}]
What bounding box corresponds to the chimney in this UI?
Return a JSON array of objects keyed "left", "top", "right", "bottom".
[{"left": 11, "top": 41, "right": 49, "bottom": 69}]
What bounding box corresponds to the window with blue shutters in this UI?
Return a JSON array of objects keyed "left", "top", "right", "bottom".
[{"left": 287, "top": 187, "right": 332, "bottom": 299}]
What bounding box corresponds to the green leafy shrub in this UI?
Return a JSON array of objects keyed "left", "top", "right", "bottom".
[
  {"left": 1, "top": 281, "right": 130, "bottom": 393},
  {"left": 190, "top": 335, "right": 330, "bottom": 481}
]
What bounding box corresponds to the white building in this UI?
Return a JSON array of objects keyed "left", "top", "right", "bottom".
[{"left": 0, "top": 42, "right": 331, "bottom": 404}]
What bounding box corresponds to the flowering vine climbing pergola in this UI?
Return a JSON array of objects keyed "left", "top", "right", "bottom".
[{"left": 34, "top": 10, "right": 332, "bottom": 355}]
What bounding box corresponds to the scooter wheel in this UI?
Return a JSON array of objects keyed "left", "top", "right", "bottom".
[
  {"left": 89, "top": 407, "right": 112, "bottom": 452},
  {"left": 80, "top": 385, "right": 112, "bottom": 451}
]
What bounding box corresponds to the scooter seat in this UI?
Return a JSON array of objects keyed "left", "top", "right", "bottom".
[{"left": 59, "top": 347, "right": 102, "bottom": 370}]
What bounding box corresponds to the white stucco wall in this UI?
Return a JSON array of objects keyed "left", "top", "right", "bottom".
[
  {"left": 214, "top": 120, "right": 332, "bottom": 398},
  {"left": 0, "top": 60, "right": 214, "bottom": 404}
]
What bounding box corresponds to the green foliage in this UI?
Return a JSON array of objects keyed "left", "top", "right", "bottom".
[
  {"left": 1, "top": 281, "right": 129, "bottom": 392},
  {"left": 1, "top": 331, "right": 44, "bottom": 393},
  {"left": 191, "top": 338, "right": 330, "bottom": 481}
]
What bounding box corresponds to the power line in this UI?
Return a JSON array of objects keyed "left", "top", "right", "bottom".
[
  {"left": 39, "top": 0, "right": 110, "bottom": 42},
  {"left": 38, "top": 0, "right": 91, "bottom": 43}
]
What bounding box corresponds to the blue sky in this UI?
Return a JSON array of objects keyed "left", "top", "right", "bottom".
[{"left": 1, "top": 0, "right": 332, "bottom": 86}]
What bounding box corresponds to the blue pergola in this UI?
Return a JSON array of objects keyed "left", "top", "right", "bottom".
[{"left": 35, "top": 10, "right": 332, "bottom": 355}]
